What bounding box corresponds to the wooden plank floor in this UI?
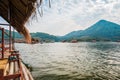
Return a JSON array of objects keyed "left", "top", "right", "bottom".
[
  {"left": 0, "top": 47, "right": 34, "bottom": 80},
  {"left": 0, "top": 59, "right": 8, "bottom": 70}
]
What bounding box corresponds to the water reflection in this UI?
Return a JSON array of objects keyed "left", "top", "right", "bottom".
[{"left": 15, "top": 42, "right": 120, "bottom": 80}]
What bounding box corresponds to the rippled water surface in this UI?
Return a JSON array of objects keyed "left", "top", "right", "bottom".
[{"left": 15, "top": 42, "right": 120, "bottom": 80}]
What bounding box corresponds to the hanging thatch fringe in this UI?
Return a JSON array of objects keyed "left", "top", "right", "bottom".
[
  {"left": 37, "top": 7, "right": 43, "bottom": 17},
  {"left": 21, "top": 26, "right": 31, "bottom": 43},
  {"left": 49, "top": 0, "right": 51, "bottom": 8},
  {"left": 0, "top": 0, "right": 51, "bottom": 43}
]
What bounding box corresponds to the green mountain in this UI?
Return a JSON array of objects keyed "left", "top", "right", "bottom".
[
  {"left": 1, "top": 19, "right": 120, "bottom": 42},
  {"left": 61, "top": 20, "right": 120, "bottom": 41},
  {"left": 0, "top": 30, "right": 59, "bottom": 42},
  {"left": 30, "top": 32, "right": 59, "bottom": 42},
  {"left": 59, "top": 30, "right": 83, "bottom": 40}
]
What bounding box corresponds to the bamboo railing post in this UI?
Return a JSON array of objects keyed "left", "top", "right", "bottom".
[
  {"left": 1, "top": 28, "right": 4, "bottom": 59},
  {"left": 8, "top": 0, "right": 12, "bottom": 51}
]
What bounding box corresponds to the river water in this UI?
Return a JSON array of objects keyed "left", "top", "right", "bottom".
[{"left": 15, "top": 42, "right": 120, "bottom": 80}]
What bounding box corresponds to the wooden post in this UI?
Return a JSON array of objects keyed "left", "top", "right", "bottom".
[
  {"left": 0, "top": 69, "right": 4, "bottom": 80},
  {"left": 8, "top": 0, "right": 12, "bottom": 51},
  {"left": 9, "top": 24, "right": 12, "bottom": 51},
  {"left": 1, "top": 28, "right": 4, "bottom": 58}
]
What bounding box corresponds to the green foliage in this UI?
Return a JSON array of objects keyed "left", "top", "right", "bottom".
[
  {"left": 61, "top": 20, "right": 120, "bottom": 42},
  {"left": 30, "top": 32, "right": 59, "bottom": 42}
]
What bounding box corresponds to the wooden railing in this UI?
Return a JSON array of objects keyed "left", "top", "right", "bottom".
[
  {"left": 0, "top": 51, "right": 34, "bottom": 80},
  {"left": 0, "top": 27, "right": 5, "bottom": 59},
  {"left": 0, "top": 51, "right": 21, "bottom": 80}
]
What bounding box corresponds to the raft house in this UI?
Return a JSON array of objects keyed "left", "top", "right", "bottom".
[{"left": 0, "top": 0, "right": 46, "bottom": 80}]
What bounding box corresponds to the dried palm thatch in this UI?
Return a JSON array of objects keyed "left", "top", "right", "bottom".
[{"left": 0, "top": 0, "right": 46, "bottom": 43}]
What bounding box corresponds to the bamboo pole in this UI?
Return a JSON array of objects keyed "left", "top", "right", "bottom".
[
  {"left": 4, "top": 63, "right": 9, "bottom": 76},
  {"left": 23, "top": 63, "right": 34, "bottom": 80},
  {"left": 21, "top": 62, "right": 29, "bottom": 80},
  {"left": 8, "top": 0, "right": 12, "bottom": 51},
  {"left": 9, "top": 62, "right": 14, "bottom": 75},
  {"left": 1, "top": 28, "right": 4, "bottom": 58},
  {"left": 14, "top": 61, "right": 19, "bottom": 73}
]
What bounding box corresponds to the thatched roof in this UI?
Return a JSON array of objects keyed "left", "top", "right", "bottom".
[{"left": 0, "top": 0, "right": 43, "bottom": 43}]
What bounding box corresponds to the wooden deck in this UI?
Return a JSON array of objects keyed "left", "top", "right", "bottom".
[
  {"left": 0, "top": 49, "right": 34, "bottom": 80},
  {"left": 0, "top": 59, "right": 8, "bottom": 70}
]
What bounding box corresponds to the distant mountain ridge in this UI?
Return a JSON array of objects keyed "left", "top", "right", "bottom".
[
  {"left": 59, "top": 30, "right": 83, "bottom": 40},
  {"left": 61, "top": 20, "right": 120, "bottom": 41},
  {"left": 1, "top": 19, "right": 120, "bottom": 42},
  {"left": 30, "top": 32, "right": 59, "bottom": 42},
  {"left": 0, "top": 30, "right": 59, "bottom": 42}
]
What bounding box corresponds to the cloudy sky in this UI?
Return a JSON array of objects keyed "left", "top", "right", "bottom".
[{"left": 1, "top": 0, "right": 120, "bottom": 36}]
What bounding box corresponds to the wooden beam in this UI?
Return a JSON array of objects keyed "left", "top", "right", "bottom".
[
  {"left": 20, "top": 0, "right": 27, "bottom": 7},
  {"left": 0, "top": 1, "right": 9, "bottom": 23},
  {"left": 0, "top": 1, "right": 24, "bottom": 25},
  {"left": 0, "top": 23, "right": 10, "bottom": 26},
  {"left": 0, "top": 0, "right": 8, "bottom": 8},
  {"left": 9, "top": 0, "right": 26, "bottom": 17},
  {"left": 1, "top": 28, "right": 4, "bottom": 58},
  {"left": 0, "top": 69, "right": 4, "bottom": 80},
  {"left": 4, "top": 73, "right": 21, "bottom": 79},
  {"left": 0, "top": 1, "right": 8, "bottom": 14},
  {"left": 0, "top": 0, "right": 26, "bottom": 24}
]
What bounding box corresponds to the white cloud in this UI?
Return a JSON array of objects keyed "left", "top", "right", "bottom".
[{"left": 26, "top": 0, "right": 120, "bottom": 36}]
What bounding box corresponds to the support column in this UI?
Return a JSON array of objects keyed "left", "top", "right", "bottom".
[
  {"left": 0, "top": 69, "right": 4, "bottom": 80},
  {"left": 8, "top": 0, "right": 12, "bottom": 51},
  {"left": 1, "top": 28, "right": 4, "bottom": 58}
]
